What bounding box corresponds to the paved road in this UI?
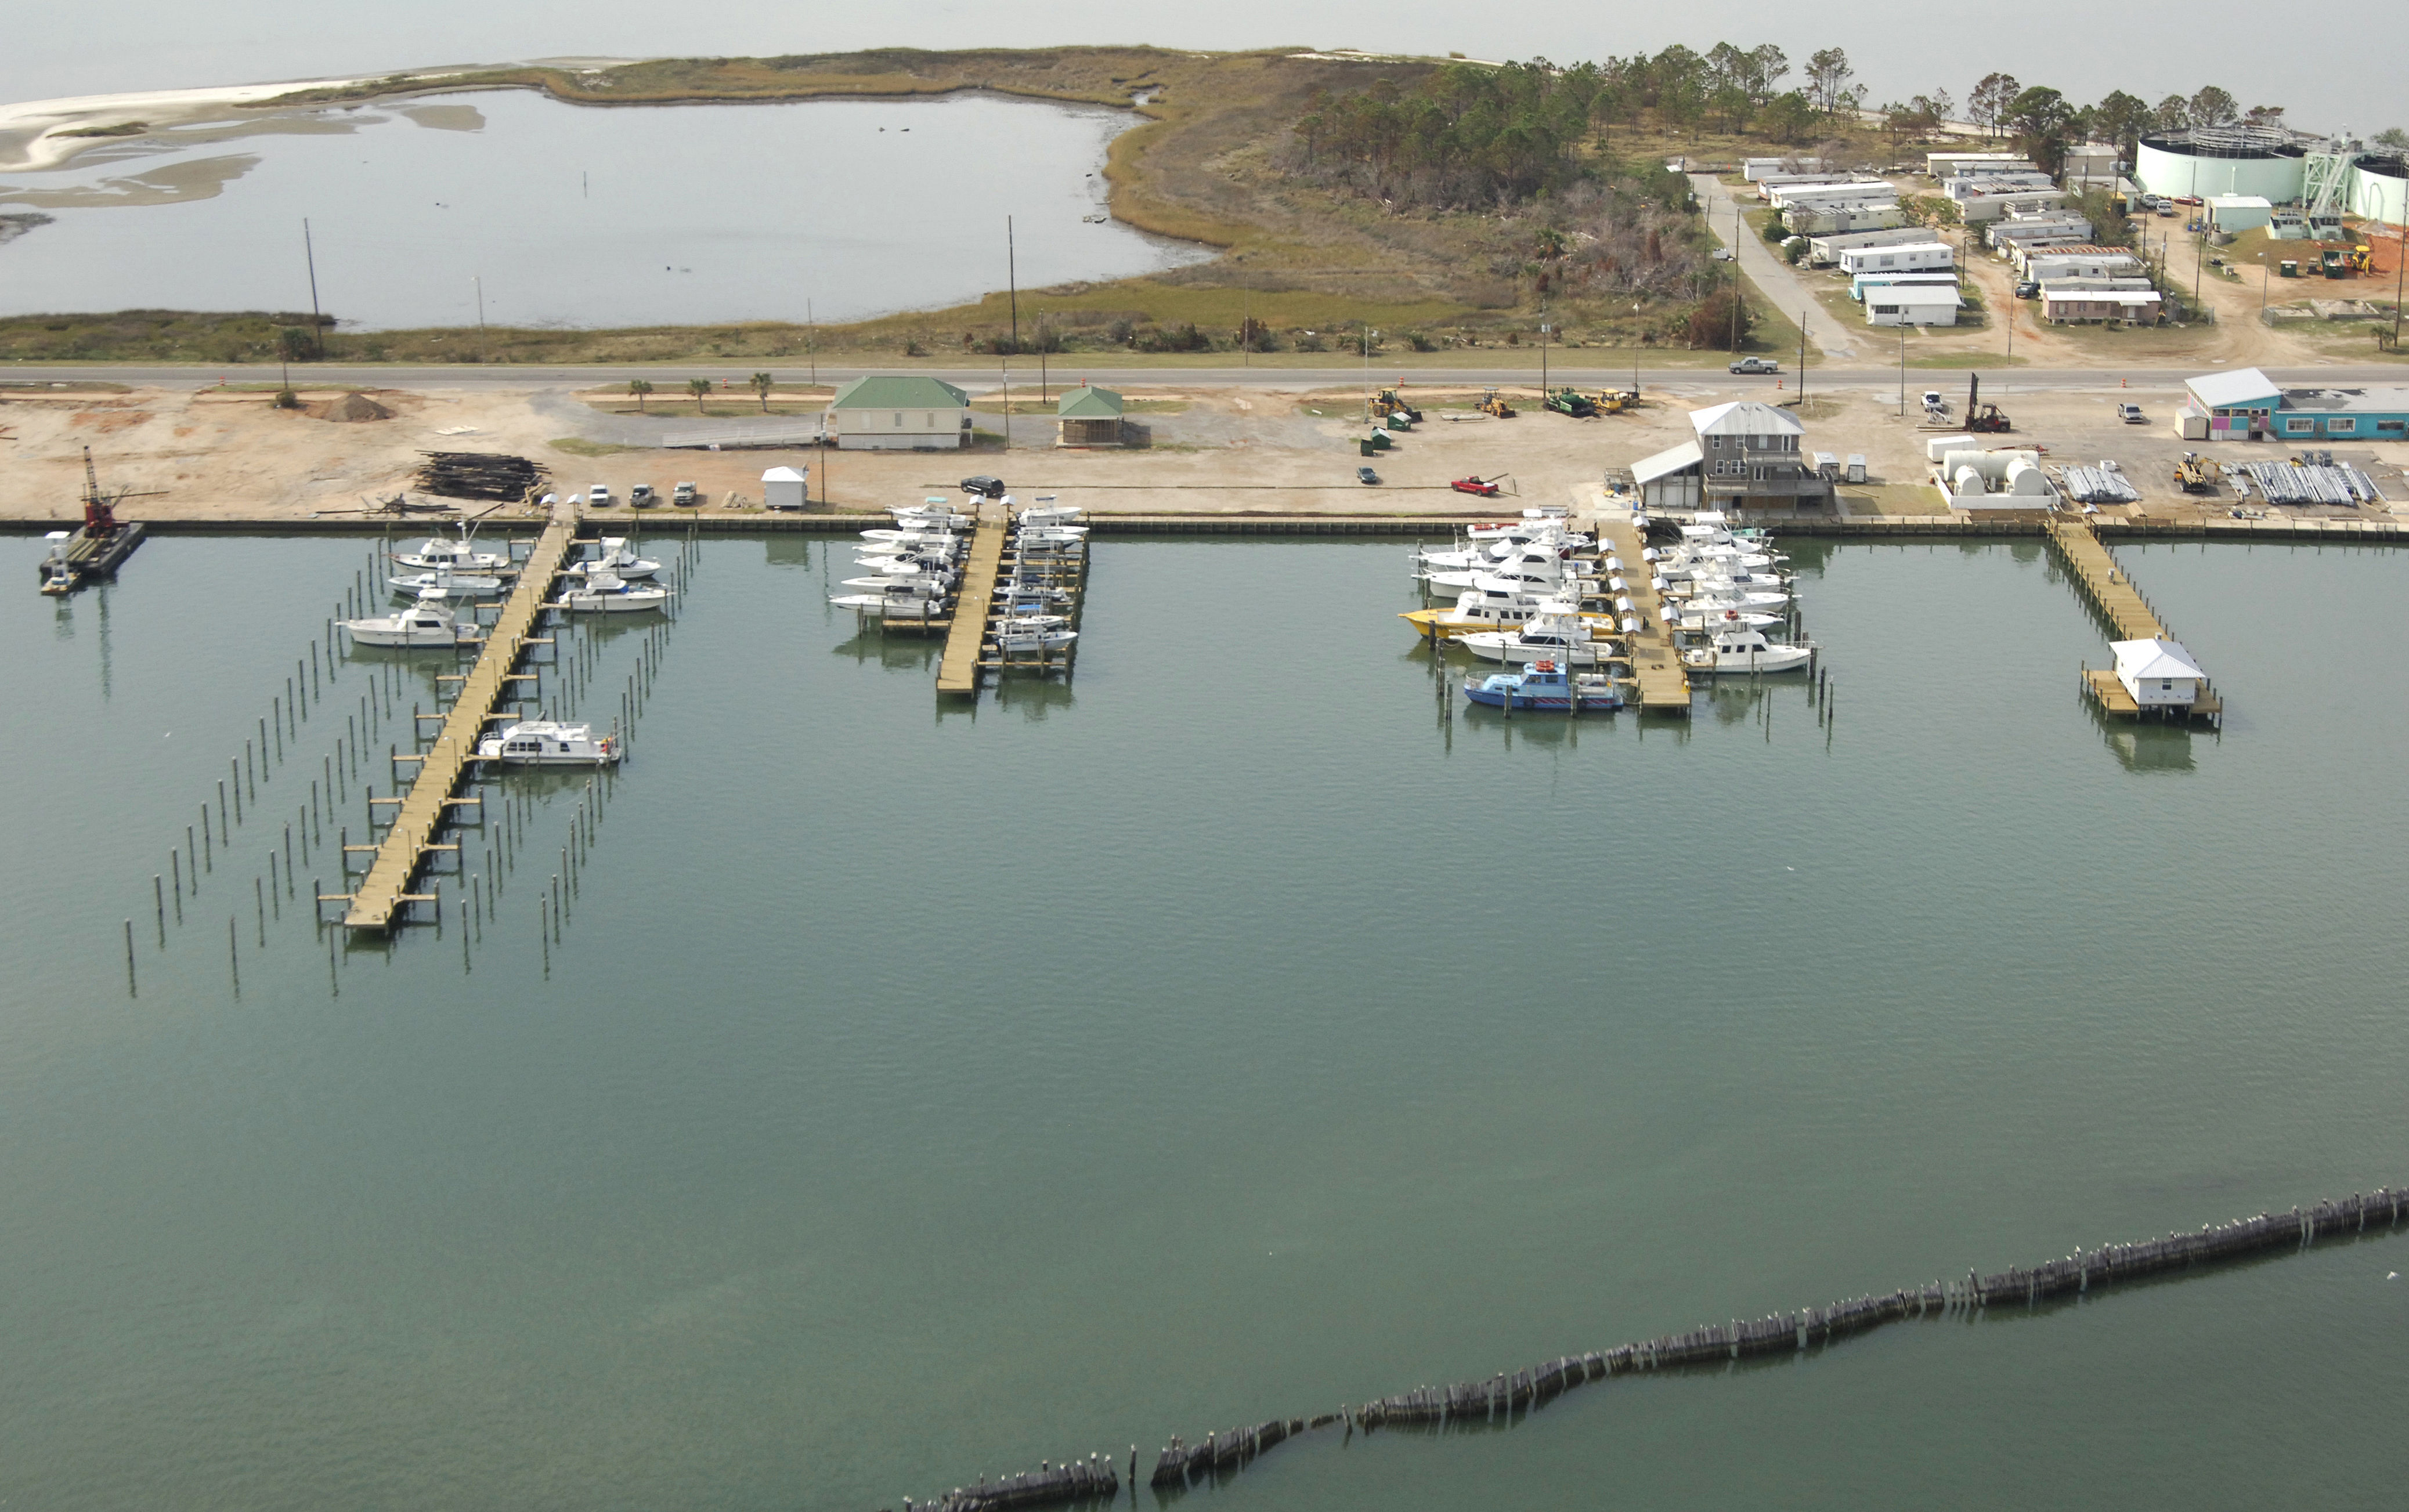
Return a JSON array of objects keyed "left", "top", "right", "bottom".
[
  {"left": 1692, "top": 172, "right": 1860, "bottom": 360},
  {"left": 6, "top": 361, "right": 2401, "bottom": 393}
]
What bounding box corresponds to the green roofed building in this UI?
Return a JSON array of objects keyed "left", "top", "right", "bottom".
[
  {"left": 1055, "top": 383, "right": 1125, "bottom": 448},
  {"left": 826, "top": 375, "right": 971, "bottom": 451}
]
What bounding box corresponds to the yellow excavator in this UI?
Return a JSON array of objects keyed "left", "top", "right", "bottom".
[{"left": 1476, "top": 387, "right": 1516, "bottom": 418}]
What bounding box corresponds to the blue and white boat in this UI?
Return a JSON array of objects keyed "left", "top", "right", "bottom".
[{"left": 1462, "top": 660, "right": 1625, "bottom": 712}]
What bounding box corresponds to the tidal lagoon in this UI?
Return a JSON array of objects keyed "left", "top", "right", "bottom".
[
  {"left": 0, "top": 91, "right": 1208, "bottom": 328},
  {"left": 2, "top": 533, "right": 2406, "bottom": 1510}
]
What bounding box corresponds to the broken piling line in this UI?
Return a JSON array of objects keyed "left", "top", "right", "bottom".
[{"left": 880, "top": 1187, "right": 2406, "bottom": 1512}]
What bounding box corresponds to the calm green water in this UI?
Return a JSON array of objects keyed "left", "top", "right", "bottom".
[{"left": 3, "top": 532, "right": 2406, "bottom": 1511}]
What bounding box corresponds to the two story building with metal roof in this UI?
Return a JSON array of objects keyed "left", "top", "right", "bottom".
[{"left": 825, "top": 375, "right": 972, "bottom": 451}]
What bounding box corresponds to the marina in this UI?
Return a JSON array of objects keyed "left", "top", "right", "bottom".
[{"left": 6, "top": 531, "right": 2409, "bottom": 1511}]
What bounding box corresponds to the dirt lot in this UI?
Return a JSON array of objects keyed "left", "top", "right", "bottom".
[{"left": 5, "top": 376, "right": 2405, "bottom": 529}]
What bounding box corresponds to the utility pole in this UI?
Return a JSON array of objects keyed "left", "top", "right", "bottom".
[
  {"left": 2394, "top": 230, "right": 2406, "bottom": 349},
  {"left": 302, "top": 219, "right": 324, "bottom": 359},
  {"left": 1732, "top": 202, "right": 1745, "bottom": 353},
  {"left": 1540, "top": 316, "right": 1550, "bottom": 397},
  {"left": 1242, "top": 287, "right": 1249, "bottom": 370},
  {"left": 1797, "top": 309, "right": 1808, "bottom": 407},
  {"left": 1898, "top": 327, "right": 1906, "bottom": 415},
  {"left": 1001, "top": 356, "right": 1010, "bottom": 449},
  {"left": 1361, "top": 323, "right": 1375, "bottom": 423},
  {"left": 807, "top": 297, "right": 817, "bottom": 386},
  {"left": 474, "top": 275, "right": 487, "bottom": 364},
  {"left": 1007, "top": 215, "right": 1019, "bottom": 356}
]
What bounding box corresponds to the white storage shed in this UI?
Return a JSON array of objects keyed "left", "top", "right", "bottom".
[
  {"left": 1865, "top": 286, "right": 1962, "bottom": 326},
  {"left": 761, "top": 465, "right": 808, "bottom": 511}
]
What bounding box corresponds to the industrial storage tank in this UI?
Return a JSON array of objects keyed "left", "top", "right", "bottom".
[
  {"left": 2351, "top": 154, "right": 2409, "bottom": 227},
  {"left": 2136, "top": 126, "right": 2309, "bottom": 201}
]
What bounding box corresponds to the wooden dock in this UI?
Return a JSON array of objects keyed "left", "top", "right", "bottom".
[
  {"left": 1590, "top": 512, "right": 1692, "bottom": 714},
  {"left": 338, "top": 501, "right": 577, "bottom": 931},
  {"left": 935, "top": 501, "right": 1007, "bottom": 696},
  {"left": 2045, "top": 516, "right": 2166, "bottom": 641}
]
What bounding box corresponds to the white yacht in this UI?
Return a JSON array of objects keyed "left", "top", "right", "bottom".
[
  {"left": 340, "top": 593, "right": 481, "bottom": 648},
  {"left": 1460, "top": 605, "right": 1618, "bottom": 666},
  {"left": 564, "top": 537, "right": 662, "bottom": 581},
  {"left": 1680, "top": 627, "right": 1814, "bottom": 674},
  {"left": 555, "top": 569, "right": 670, "bottom": 613},
  {"left": 991, "top": 615, "right": 1078, "bottom": 653},
  {"left": 841, "top": 571, "right": 955, "bottom": 594},
  {"left": 392, "top": 525, "right": 516, "bottom": 575},
  {"left": 475, "top": 719, "right": 621, "bottom": 765}
]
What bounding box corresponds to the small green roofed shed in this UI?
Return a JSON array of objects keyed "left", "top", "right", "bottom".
[
  {"left": 825, "top": 375, "right": 971, "bottom": 450},
  {"left": 1055, "top": 382, "right": 1126, "bottom": 447}
]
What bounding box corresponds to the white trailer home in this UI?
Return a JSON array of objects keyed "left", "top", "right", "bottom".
[
  {"left": 1837, "top": 241, "right": 1955, "bottom": 276},
  {"left": 1785, "top": 201, "right": 1906, "bottom": 236},
  {"left": 1806, "top": 226, "right": 1933, "bottom": 266}
]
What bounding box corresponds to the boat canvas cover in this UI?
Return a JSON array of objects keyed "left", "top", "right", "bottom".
[
  {"left": 2110, "top": 638, "right": 2205, "bottom": 682},
  {"left": 1633, "top": 442, "right": 1704, "bottom": 484}
]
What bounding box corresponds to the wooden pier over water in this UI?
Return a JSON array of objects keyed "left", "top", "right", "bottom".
[
  {"left": 936, "top": 501, "right": 1006, "bottom": 696},
  {"left": 337, "top": 501, "right": 577, "bottom": 931},
  {"left": 1588, "top": 512, "right": 1692, "bottom": 714},
  {"left": 2046, "top": 516, "right": 2223, "bottom": 722}
]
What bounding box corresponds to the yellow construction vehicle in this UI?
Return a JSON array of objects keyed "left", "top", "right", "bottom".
[
  {"left": 2173, "top": 453, "right": 2220, "bottom": 494},
  {"left": 1369, "top": 386, "right": 1422, "bottom": 426},
  {"left": 1595, "top": 388, "right": 1642, "bottom": 415},
  {"left": 1475, "top": 387, "right": 1516, "bottom": 418},
  {"left": 2347, "top": 244, "right": 2374, "bottom": 273}
]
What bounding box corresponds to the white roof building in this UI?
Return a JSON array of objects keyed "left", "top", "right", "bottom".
[
  {"left": 2185, "top": 367, "right": 2281, "bottom": 411},
  {"left": 2111, "top": 638, "right": 2206, "bottom": 706}
]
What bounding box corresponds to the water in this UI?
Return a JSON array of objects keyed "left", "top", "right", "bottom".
[
  {"left": 3, "top": 532, "right": 2407, "bottom": 1510},
  {"left": 0, "top": 91, "right": 1206, "bottom": 328}
]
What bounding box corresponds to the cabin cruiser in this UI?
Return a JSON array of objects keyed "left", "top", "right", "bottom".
[
  {"left": 1462, "top": 660, "right": 1624, "bottom": 712},
  {"left": 1467, "top": 507, "right": 1585, "bottom": 542},
  {"left": 340, "top": 591, "right": 481, "bottom": 648},
  {"left": 1014, "top": 499, "right": 1084, "bottom": 527},
  {"left": 991, "top": 614, "right": 1078, "bottom": 653},
  {"left": 1666, "top": 582, "right": 1789, "bottom": 614},
  {"left": 1679, "top": 626, "right": 1814, "bottom": 674},
  {"left": 475, "top": 719, "right": 620, "bottom": 766},
  {"left": 1666, "top": 603, "right": 1784, "bottom": 632},
  {"left": 860, "top": 528, "right": 965, "bottom": 550},
  {"left": 890, "top": 500, "right": 971, "bottom": 525},
  {"left": 564, "top": 537, "right": 662, "bottom": 581},
  {"left": 1459, "top": 605, "right": 1618, "bottom": 666},
  {"left": 389, "top": 566, "right": 505, "bottom": 599},
  {"left": 392, "top": 525, "right": 516, "bottom": 574},
  {"left": 555, "top": 569, "right": 670, "bottom": 613},
  {"left": 1421, "top": 544, "right": 1594, "bottom": 600}
]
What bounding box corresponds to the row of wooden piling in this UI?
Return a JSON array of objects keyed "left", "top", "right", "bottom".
[
  {"left": 900, "top": 1452, "right": 1120, "bottom": 1512},
  {"left": 887, "top": 1185, "right": 2404, "bottom": 1512}
]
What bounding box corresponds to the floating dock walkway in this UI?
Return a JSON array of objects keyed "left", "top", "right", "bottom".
[
  {"left": 335, "top": 501, "right": 577, "bottom": 931},
  {"left": 935, "top": 501, "right": 1007, "bottom": 696},
  {"left": 2046, "top": 516, "right": 2223, "bottom": 723},
  {"left": 1589, "top": 512, "right": 1692, "bottom": 714}
]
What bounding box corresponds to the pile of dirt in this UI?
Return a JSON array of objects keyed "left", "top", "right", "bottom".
[{"left": 309, "top": 392, "right": 393, "bottom": 422}]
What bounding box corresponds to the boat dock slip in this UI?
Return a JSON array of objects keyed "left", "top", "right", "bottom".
[
  {"left": 935, "top": 501, "right": 1007, "bottom": 696},
  {"left": 339, "top": 502, "right": 577, "bottom": 931},
  {"left": 1588, "top": 512, "right": 1692, "bottom": 713}
]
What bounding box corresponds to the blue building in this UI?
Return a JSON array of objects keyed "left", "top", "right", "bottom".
[{"left": 2182, "top": 367, "right": 2409, "bottom": 442}]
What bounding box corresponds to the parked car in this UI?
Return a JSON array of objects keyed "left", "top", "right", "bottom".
[
  {"left": 960, "top": 475, "right": 1006, "bottom": 498},
  {"left": 2015, "top": 280, "right": 2040, "bottom": 299},
  {"left": 1729, "top": 357, "right": 1780, "bottom": 375},
  {"left": 588, "top": 483, "right": 614, "bottom": 508},
  {"left": 2116, "top": 403, "right": 2147, "bottom": 424},
  {"left": 629, "top": 483, "right": 658, "bottom": 508},
  {"left": 673, "top": 481, "right": 698, "bottom": 507},
  {"left": 1356, "top": 466, "right": 1381, "bottom": 485}
]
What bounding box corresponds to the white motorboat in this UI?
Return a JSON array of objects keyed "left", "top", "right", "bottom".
[
  {"left": 1667, "top": 603, "right": 1784, "bottom": 631},
  {"left": 861, "top": 527, "right": 964, "bottom": 548},
  {"left": 1014, "top": 503, "right": 1084, "bottom": 527},
  {"left": 555, "top": 569, "right": 670, "bottom": 613},
  {"left": 1460, "top": 606, "right": 1619, "bottom": 666},
  {"left": 1013, "top": 524, "right": 1089, "bottom": 545},
  {"left": 991, "top": 615, "right": 1078, "bottom": 653},
  {"left": 389, "top": 566, "right": 505, "bottom": 598},
  {"left": 392, "top": 524, "right": 516, "bottom": 574},
  {"left": 1403, "top": 584, "right": 1613, "bottom": 638},
  {"left": 475, "top": 719, "right": 620, "bottom": 765},
  {"left": 841, "top": 572, "right": 955, "bottom": 594},
  {"left": 564, "top": 537, "right": 662, "bottom": 581},
  {"left": 340, "top": 592, "right": 481, "bottom": 648},
  {"left": 1680, "top": 627, "right": 1814, "bottom": 674},
  {"left": 829, "top": 587, "right": 949, "bottom": 617},
  {"left": 890, "top": 500, "right": 971, "bottom": 525},
  {"left": 1667, "top": 583, "right": 1789, "bottom": 613},
  {"left": 1467, "top": 507, "right": 1581, "bottom": 542}
]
